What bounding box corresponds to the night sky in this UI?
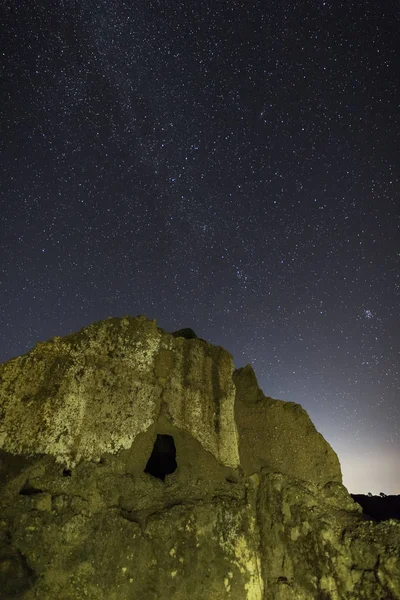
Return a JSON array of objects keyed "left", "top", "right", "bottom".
[{"left": 1, "top": 1, "right": 399, "bottom": 494}]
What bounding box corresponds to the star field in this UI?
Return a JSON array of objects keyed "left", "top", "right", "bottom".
[{"left": 1, "top": 0, "right": 399, "bottom": 493}]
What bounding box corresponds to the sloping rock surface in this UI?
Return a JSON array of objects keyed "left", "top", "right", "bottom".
[
  {"left": 233, "top": 365, "right": 341, "bottom": 485},
  {"left": 0, "top": 316, "right": 399, "bottom": 599}
]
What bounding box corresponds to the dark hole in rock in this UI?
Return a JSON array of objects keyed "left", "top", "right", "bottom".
[
  {"left": 19, "top": 482, "right": 42, "bottom": 496},
  {"left": 62, "top": 468, "right": 72, "bottom": 477},
  {"left": 144, "top": 434, "right": 177, "bottom": 481},
  {"left": 226, "top": 476, "right": 237, "bottom": 484}
]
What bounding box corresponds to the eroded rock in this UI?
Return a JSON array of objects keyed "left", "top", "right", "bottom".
[
  {"left": 0, "top": 316, "right": 239, "bottom": 470},
  {"left": 0, "top": 316, "right": 398, "bottom": 599}
]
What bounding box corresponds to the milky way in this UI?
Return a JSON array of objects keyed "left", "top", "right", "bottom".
[{"left": 1, "top": 0, "right": 399, "bottom": 493}]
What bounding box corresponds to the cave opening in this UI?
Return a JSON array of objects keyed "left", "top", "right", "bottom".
[{"left": 144, "top": 434, "right": 177, "bottom": 481}]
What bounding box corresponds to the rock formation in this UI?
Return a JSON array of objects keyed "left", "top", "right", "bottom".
[{"left": 0, "top": 315, "right": 399, "bottom": 599}]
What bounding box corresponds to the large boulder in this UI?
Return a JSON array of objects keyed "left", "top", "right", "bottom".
[{"left": 0, "top": 316, "right": 398, "bottom": 599}]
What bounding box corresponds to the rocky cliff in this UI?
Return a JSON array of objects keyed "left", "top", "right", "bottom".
[{"left": 0, "top": 316, "right": 399, "bottom": 599}]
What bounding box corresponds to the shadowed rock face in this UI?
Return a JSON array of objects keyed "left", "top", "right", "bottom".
[{"left": 0, "top": 316, "right": 399, "bottom": 600}]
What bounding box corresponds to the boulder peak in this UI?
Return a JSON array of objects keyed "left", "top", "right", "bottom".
[{"left": 0, "top": 315, "right": 239, "bottom": 470}]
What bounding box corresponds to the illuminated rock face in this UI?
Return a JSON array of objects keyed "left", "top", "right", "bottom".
[
  {"left": 0, "top": 316, "right": 239, "bottom": 470},
  {"left": 0, "top": 316, "right": 399, "bottom": 599}
]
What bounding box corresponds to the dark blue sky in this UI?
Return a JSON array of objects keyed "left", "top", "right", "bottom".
[{"left": 1, "top": 0, "right": 399, "bottom": 493}]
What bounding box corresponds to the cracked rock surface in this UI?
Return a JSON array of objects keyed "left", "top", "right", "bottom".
[{"left": 0, "top": 316, "right": 399, "bottom": 599}]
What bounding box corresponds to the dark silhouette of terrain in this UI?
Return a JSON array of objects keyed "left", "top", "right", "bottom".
[{"left": 351, "top": 493, "right": 400, "bottom": 521}]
